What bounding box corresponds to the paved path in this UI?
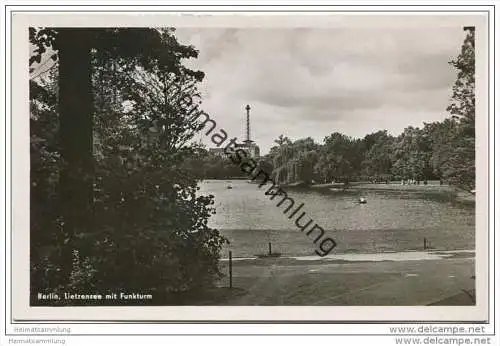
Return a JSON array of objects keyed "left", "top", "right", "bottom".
[{"left": 217, "top": 256, "right": 475, "bottom": 305}]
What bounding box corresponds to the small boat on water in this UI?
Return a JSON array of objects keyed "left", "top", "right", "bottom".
[{"left": 358, "top": 197, "right": 367, "bottom": 204}]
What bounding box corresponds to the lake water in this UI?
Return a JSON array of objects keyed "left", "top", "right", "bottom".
[{"left": 198, "top": 180, "right": 475, "bottom": 258}]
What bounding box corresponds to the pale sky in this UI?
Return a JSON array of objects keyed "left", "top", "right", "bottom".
[{"left": 174, "top": 27, "right": 467, "bottom": 154}]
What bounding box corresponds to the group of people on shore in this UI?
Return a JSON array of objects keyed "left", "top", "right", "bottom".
[
  {"left": 400, "top": 179, "right": 442, "bottom": 185},
  {"left": 402, "top": 179, "right": 422, "bottom": 185}
]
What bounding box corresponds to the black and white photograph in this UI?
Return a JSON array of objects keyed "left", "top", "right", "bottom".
[{"left": 12, "top": 10, "right": 491, "bottom": 325}]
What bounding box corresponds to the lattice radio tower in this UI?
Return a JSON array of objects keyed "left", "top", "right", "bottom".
[{"left": 244, "top": 104, "right": 253, "bottom": 144}]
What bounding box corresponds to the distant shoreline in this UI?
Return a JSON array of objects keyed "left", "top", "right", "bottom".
[
  {"left": 278, "top": 181, "right": 476, "bottom": 203},
  {"left": 204, "top": 178, "right": 476, "bottom": 203},
  {"left": 201, "top": 179, "right": 476, "bottom": 204},
  {"left": 317, "top": 182, "right": 475, "bottom": 203}
]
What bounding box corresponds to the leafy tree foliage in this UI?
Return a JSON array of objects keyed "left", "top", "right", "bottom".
[
  {"left": 30, "top": 69, "right": 64, "bottom": 292},
  {"left": 391, "top": 127, "right": 432, "bottom": 181},
  {"left": 441, "top": 27, "right": 475, "bottom": 190},
  {"left": 30, "top": 27, "right": 227, "bottom": 304},
  {"left": 360, "top": 130, "right": 394, "bottom": 180},
  {"left": 317, "top": 133, "right": 357, "bottom": 184}
]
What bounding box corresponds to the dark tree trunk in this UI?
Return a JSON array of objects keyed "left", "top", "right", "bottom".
[{"left": 57, "top": 29, "right": 94, "bottom": 283}]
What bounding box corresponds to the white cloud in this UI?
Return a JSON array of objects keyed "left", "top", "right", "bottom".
[{"left": 176, "top": 26, "right": 466, "bottom": 154}]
